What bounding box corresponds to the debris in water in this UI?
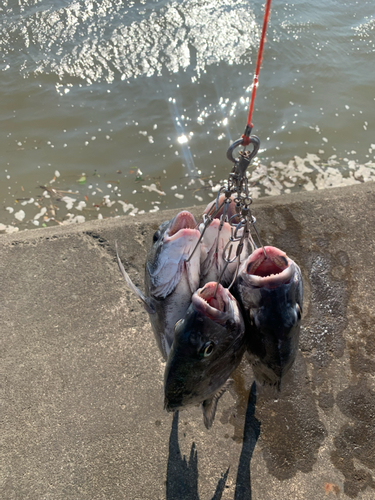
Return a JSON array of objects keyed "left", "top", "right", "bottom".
[
  {"left": 34, "top": 207, "right": 47, "bottom": 220},
  {"left": 1, "top": 152, "right": 375, "bottom": 233},
  {"left": 142, "top": 184, "right": 166, "bottom": 196},
  {"left": 14, "top": 210, "right": 26, "bottom": 221},
  {"left": 61, "top": 196, "right": 76, "bottom": 210}
]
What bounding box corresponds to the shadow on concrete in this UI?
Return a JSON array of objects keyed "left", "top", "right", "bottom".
[
  {"left": 166, "top": 382, "right": 260, "bottom": 500},
  {"left": 234, "top": 381, "right": 261, "bottom": 500},
  {"left": 166, "top": 411, "right": 229, "bottom": 500}
]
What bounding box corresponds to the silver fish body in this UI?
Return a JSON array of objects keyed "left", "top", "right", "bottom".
[
  {"left": 164, "top": 282, "right": 246, "bottom": 428},
  {"left": 233, "top": 246, "right": 303, "bottom": 389},
  {"left": 116, "top": 211, "right": 201, "bottom": 360}
]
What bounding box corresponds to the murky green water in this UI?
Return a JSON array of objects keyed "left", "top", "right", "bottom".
[{"left": 1, "top": 0, "right": 374, "bottom": 232}]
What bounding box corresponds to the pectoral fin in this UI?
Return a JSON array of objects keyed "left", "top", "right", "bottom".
[
  {"left": 115, "top": 241, "right": 156, "bottom": 315},
  {"left": 201, "top": 379, "right": 234, "bottom": 429}
]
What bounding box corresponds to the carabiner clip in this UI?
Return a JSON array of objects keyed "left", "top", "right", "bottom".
[{"left": 226, "top": 135, "right": 260, "bottom": 177}]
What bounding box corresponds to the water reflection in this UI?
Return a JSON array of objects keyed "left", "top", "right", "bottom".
[
  {"left": 166, "top": 382, "right": 260, "bottom": 499},
  {"left": 2, "top": 0, "right": 375, "bottom": 232}
]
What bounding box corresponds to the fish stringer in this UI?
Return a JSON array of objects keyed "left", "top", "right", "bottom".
[{"left": 187, "top": 0, "right": 273, "bottom": 291}]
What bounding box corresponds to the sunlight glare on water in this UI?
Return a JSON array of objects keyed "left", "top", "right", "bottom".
[{"left": 0, "top": 0, "right": 375, "bottom": 232}]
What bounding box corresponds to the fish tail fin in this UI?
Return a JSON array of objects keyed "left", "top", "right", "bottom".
[
  {"left": 115, "top": 241, "right": 155, "bottom": 314},
  {"left": 201, "top": 379, "right": 234, "bottom": 430}
]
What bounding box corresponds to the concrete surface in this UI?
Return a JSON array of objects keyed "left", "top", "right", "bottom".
[{"left": 1, "top": 182, "right": 375, "bottom": 500}]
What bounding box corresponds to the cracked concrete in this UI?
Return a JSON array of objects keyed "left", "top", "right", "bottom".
[{"left": 1, "top": 183, "right": 375, "bottom": 499}]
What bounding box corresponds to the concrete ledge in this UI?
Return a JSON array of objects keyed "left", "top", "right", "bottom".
[{"left": 1, "top": 183, "right": 375, "bottom": 499}]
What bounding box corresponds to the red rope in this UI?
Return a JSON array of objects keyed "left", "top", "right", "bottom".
[{"left": 242, "top": 0, "right": 272, "bottom": 145}]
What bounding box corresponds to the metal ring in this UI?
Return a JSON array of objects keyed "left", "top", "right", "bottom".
[{"left": 226, "top": 135, "right": 261, "bottom": 165}]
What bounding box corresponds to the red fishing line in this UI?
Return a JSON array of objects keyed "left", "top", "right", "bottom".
[{"left": 242, "top": 0, "right": 272, "bottom": 144}]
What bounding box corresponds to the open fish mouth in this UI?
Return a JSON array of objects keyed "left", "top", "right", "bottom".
[
  {"left": 148, "top": 210, "right": 201, "bottom": 298},
  {"left": 192, "top": 282, "right": 233, "bottom": 323},
  {"left": 203, "top": 194, "right": 240, "bottom": 223},
  {"left": 245, "top": 246, "right": 295, "bottom": 288},
  {"left": 165, "top": 211, "right": 198, "bottom": 242}
]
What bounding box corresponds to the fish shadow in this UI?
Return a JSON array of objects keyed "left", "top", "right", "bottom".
[{"left": 166, "top": 382, "right": 260, "bottom": 500}]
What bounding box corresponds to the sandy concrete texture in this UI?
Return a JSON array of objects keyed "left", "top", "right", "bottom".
[{"left": 1, "top": 182, "right": 375, "bottom": 500}]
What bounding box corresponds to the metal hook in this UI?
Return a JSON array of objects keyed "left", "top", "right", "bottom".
[
  {"left": 223, "top": 229, "right": 247, "bottom": 292},
  {"left": 185, "top": 215, "right": 212, "bottom": 263},
  {"left": 249, "top": 215, "right": 267, "bottom": 259},
  {"left": 213, "top": 244, "right": 233, "bottom": 298},
  {"left": 214, "top": 200, "right": 230, "bottom": 255},
  {"left": 227, "top": 254, "right": 242, "bottom": 292}
]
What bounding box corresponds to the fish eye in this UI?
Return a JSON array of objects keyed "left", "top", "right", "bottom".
[
  {"left": 200, "top": 341, "right": 215, "bottom": 358},
  {"left": 152, "top": 230, "right": 161, "bottom": 243}
]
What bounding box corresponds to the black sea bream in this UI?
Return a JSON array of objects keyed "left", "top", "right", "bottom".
[
  {"left": 116, "top": 211, "right": 201, "bottom": 360},
  {"left": 164, "top": 282, "right": 246, "bottom": 428},
  {"left": 234, "top": 246, "right": 303, "bottom": 388}
]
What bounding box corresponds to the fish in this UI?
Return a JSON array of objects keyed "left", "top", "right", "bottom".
[
  {"left": 164, "top": 281, "right": 246, "bottom": 429},
  {"left": 116, "top": 210, "right": 201, "bottom": 360},
  {"left": 233, "top": 245, "right": 303, "bottom": 389},
  {"left": 199, "top": 195, "right": 255, "bottom": 287}
]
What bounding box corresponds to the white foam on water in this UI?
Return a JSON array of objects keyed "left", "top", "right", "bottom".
[
  {"left": 61, "top": 196, "right": 77, "bottom": 210},
  {"left": 15, "top": 210, "right": 25, "bottom": 221},
  {"left": 142, "top": 184, "right": 166, "bottom": 196}
]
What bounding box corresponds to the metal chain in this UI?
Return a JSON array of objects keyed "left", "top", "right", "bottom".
[{"left": 186, "top": 133, "right": 267, "bottom": 293}]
